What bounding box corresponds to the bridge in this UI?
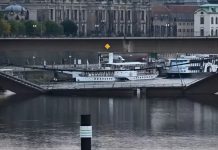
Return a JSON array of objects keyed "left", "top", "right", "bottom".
[
  {"left": 185, "top": 73, "right": 218, "bottom": 95},
  {"left": 0, "top": 71, "right": 45, "bottom": 95},
  {"left": 1, "top": 37, "right": 218, "bottom": 53},
  {"left": 0, "top": 67, "right": 217, "bottom": 97}
]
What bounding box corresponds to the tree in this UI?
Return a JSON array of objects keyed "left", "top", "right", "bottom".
[
  {"left": 44, "top": 21, "right": 63, "bottom": 36},
  {"left": 61, "top": 20, "right": 78, "bottom": 37},
  {"left": 0, "top": 20, "right": 11, "bottom": 36},
  {"left": 9, "top": 20, "right": 25, "bottom": 37},
  {"left": 0, "top": 12, "right": 4, "bottom": 20},
  {"left": 25, "top": 20, "right": 41, "bottom": 36}
]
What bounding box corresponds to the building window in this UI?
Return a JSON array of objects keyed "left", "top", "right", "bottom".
[
  {"left": 113, "top": 10, "right": 117, "bottom": 21},
  {"left": 82, "top": 10, "right": 85, "bottom": 21},
  {"left": 74, "top": 10, "right": 78, "bottom": 20},
  {"left": 120, "top": 24, "right": 124, "bottom": 33},
  {"left": 216, "top": 29, "right": 218, "bottom": 36},
  {"left": 200, "top": 28, "right": 204, "bottom": 36},
  {"left": 127, "top": 25, "right": 131, "bottom": 34},
  {"left": 216, "top": 17, "right": 218, "bottom": 24},
  {"left": 211, "top": 29, "right": 214, "bottom": 36},
  {"left": 120, "top": 10, "right": 124, "bottom": 21},
  {"left": 127, "top": 10, "right": 131, "bottom": 21},
  {"left": 211, "top": 17, "right": 214, "bottom": 24},
  {"left": 200, "top": 17, "right": 204, "bottom": 24},
  {"left": 50, "top": 9, "right": 53, "bottom": 20},
  {"left": 141, "top": 11, "right": 144, "bottom": 21}
]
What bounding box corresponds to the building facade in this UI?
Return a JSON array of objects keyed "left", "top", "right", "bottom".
[
  {"left": 194, "top": 4, "right": 218, "bottom": 36},
  {"left": 151, "top": 0, "right": 207, "bottom": 5},
  {"left": 151, "top": 4, "right": 198, "bottom": 37},
  {"left": 0, "top": 0, "right": 150, "bottom": 37}
]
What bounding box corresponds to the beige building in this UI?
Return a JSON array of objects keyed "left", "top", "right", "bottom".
[
  {"left": 0, "top": 0, "right": 150, "bottom": 37},
  {"left": 151, "top": 4, "right": 198, "bottom": 37}
]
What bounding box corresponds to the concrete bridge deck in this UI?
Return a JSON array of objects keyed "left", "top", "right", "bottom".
[{"left": 42, "top": 77, "right": 201, "bottom": 90}]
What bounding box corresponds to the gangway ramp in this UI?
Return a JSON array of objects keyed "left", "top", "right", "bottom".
[
  {"left": 185, "top": 73, "right": 218, "bottom": 95},
  {"left": 0, "top": 71, "right": 45, "bottom": 94}
]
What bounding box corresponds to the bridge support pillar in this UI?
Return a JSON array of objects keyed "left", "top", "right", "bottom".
[{"left": 123, "top": 39, "right": 134, "bottom": 52}]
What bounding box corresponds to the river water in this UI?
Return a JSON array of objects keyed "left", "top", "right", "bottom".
[{"left": 0, "top": 95, "right": 218, "bottom": 150}]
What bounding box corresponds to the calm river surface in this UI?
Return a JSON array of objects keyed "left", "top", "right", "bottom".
[{"left": 0, "top": 95, "right": 218, "bottom": 150}]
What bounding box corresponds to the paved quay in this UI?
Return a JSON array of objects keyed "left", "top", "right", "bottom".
[{"left": 41, "top": 77, "right": 203, "bottom": 90}]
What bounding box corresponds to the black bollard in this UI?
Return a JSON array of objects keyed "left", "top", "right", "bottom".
[{"left": 80, "top": 115, "right": 92, "bottom": 150}]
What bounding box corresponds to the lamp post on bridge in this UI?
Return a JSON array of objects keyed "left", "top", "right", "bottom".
[
  {"left": 33, "top": 24, "right": 37, "bottom": 36},
  {"left": 69, "top": 55, "right": 72, "bottom": 67},
  {"left": 95, "top": 24, "right": 99, "bottom": 36},
  {"left": 165, "top": 23, "right": 169, "bottom": 37},
  {"left": 32, "top": 56, "right": 36, "bottom": 66}
]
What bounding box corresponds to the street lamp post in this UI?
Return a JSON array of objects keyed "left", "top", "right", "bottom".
[
  {"left": 165, "top": 23, "right": 169, "bottom": 37},
  {"left": 101, "top": 20, "right": 105, "bottom": 36},
  {"left": 95, "top": 24, "right": 99, "bottom": 36},
  {"left": 69, "top": 55, "right": 72, "bottom": 67},
  {"left": 32, "top": 56, "right": 36, "bottom": 65},
  {"left": 33, "top": 24, "right": 37, "bottom": 36}
]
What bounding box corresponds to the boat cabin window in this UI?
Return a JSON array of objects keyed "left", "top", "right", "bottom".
[{"left": 170, "top": 60, "right": 189, "bottom": 65}]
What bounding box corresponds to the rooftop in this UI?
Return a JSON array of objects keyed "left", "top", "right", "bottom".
[{"left": 4, "top": 4, "right": 27, "bottom": 12}]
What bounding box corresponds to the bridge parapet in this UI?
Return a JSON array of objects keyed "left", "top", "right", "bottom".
[
  {"left": 1, "top": 37, "right": 218, "bottom": 53},
  {"left": 0, "top": 71, "right": 45, "bottom": 94},
  {"left": 185, "top": 73, "right": 218, "bottom": 95}
]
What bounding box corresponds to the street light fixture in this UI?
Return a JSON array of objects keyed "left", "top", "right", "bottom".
[
  {"left": 32, "top": 56, "right": 36, "bottom": 65},
  {"left": 165, "top": 23, "right": 169, "bottom": 37},
  {"left": 33, "top": 24, "right": 37, "bottom": 36},
  {"left": 101, "top": 20, "right": 105, "bottom": 36},
  {"left": 95, "top": 24, "right": 99, "bottom": 36},
  {"left": 69, "top": 55, "right": 72, "bottom": 67}
]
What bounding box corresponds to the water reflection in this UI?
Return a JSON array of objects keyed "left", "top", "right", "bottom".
[{"left": 0, "top": 96, "right": 218, "bottom": 149}]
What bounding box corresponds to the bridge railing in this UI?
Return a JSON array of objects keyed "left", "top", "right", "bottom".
[{"left": 0, "top": 71, "right": 45, "bottom": 92}]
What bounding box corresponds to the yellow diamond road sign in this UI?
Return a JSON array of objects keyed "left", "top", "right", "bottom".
[{"left": 105, "top": 43, "right": 111, "bottom": 50}]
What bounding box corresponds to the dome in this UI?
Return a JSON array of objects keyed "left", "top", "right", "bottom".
[{"left": 4, "top": 4, "right": 27, "bottom": 13}]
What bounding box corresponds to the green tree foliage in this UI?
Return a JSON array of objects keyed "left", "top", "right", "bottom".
[
  {"left": 0, "top": 20, "right": 11, "bottom": 36},
  {"left": 9, "top": 20, "right": 25, "bottom": 36},
  {"left": 61, "top": 20, "right": 78, "bottom": 36},
  {"left": 25, "top": 20, "right": 41, "bottom": 36},
  {"left": 0, "top": 12, "right": 3, "bottom": 20},
  {"left": 44, "top": 21, "right": 63, "bottom": 36}
]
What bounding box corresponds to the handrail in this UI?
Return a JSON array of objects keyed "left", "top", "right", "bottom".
[{"left": 0, "top": 71, "right": 44, "bottom": 92}]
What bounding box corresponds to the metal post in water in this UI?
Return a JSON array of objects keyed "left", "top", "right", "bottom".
[
  {"left": 136, "top": 88, "right": 141, "bottom": 98},
  {"left": 80, "top": 115, "right": 92, "bottom": 150}
]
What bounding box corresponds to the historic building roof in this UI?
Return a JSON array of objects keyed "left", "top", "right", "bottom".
[
  {"left": 4, "top": 4, "right": 27, "bottom": 13},
  {"left": 152, "top": 5, "right": 199, "bottom": 21}
]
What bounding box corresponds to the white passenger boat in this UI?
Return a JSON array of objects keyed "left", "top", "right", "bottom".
[
  {"left": 60, "top": 53, "right": 158, "bottom": 82},
  {"left": 166, "top": 55, "right": 218, "bottom": 77},
  {"left": 62, "top": 62, "right": 158, "bottom": 82}
]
